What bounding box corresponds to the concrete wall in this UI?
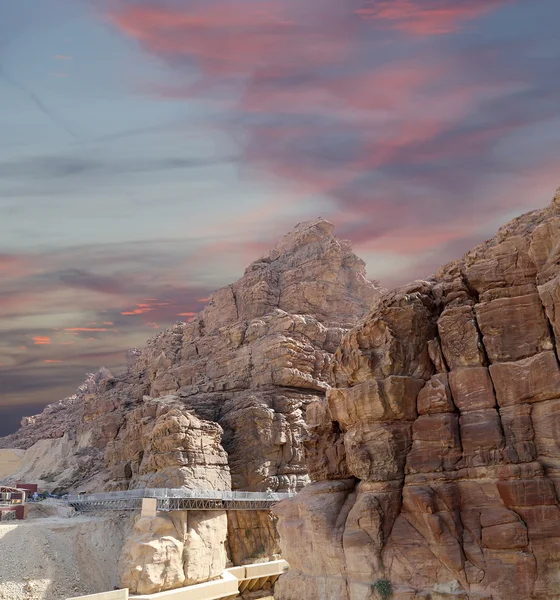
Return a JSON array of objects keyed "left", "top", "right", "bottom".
[
  {"left": 141, "top": 498, "right": 157, "bottom": 518},
  {"left": 68, "top": 590, "right": 128, "bottom": 600}
]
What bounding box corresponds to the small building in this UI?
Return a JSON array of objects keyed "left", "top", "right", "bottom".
[
  {"left": 16, "top": 482, "right": 38, "bottom": 497},
  {"left": 0, "top": 485, "right": 29, "bottom": 521}
]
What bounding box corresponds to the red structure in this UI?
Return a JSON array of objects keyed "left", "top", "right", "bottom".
[
  {"left": 16, "top": 482, "right": 38, "bottom": 496},
  {"left": 0, "top": 485, "right": 31, "bottom": 521}
]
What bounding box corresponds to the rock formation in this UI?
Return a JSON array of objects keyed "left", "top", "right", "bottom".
[
  {"left": 0, "top": 367, "right": 114, "bottom": 452},
  {"left": 0, "top": 218, "right": 377, "bottom": 592},
  {"left": 1, "top": 218, "right": 376, "bottom": 495},
  {"left": 274, "top": 188, "right": 560, "bottom": 600},
  {"left": 118, "top": 510, "right": 229, "bottom": 594}
]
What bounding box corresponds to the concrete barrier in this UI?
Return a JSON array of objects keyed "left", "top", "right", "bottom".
[
  {"left": 67, "top": 590, "right": 128, "bottom": 600},
  {"left": 67, "top": 560, "right": 289, "bottom": 600},
  {"left": 229, "top": 559, "right": 288, "bottom": 594},
  {"left": 241, "top": 559, "right": 288, "bottom": 579},
  {"left": 133, "top": 571, "right": 239, "bottom": 600}
]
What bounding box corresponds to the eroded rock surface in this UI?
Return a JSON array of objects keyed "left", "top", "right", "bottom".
[
  {"left": 119, "top": 510, "right": 228, "bottom": 594},
  {"left": 1, "top": 218, "right": 376, "bottom": 496},
  {"left": 0, "top": 218, "right": 377, "bottom": 592},
  {"left": 275, "top": 189, "right": 560, "bottom": 600}
]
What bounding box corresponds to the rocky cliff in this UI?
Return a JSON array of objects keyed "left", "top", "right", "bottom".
[
  {"left": 0, "top": 218, "right": 377, "bottom": 593},
  {"left": 1, "top": 218, "right": 377, "bottom": 494},
  {"left": 274, "top": 188, "right": 560, "bottom": 600}
]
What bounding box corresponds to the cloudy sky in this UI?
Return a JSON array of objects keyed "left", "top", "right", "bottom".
[{"left": 1, "top": 0, "right": 559, "bottom": 436}]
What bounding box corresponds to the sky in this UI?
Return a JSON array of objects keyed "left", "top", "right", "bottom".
[{"left": 1, "top": 0, "right": 559, "bottom": 436}]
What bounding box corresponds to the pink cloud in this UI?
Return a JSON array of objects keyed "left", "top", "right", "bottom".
[
  {"left": 0, "top": 254, "right": 35, "bottom": 279},
  {"left": 90, "top": 1, "right": 560, "bottom": 266},
  {"left": 105, "top": 1, "right": 527, "bottom": 226},
  {"left": 63, "top": 327, "right": 113, "bottom": 332},
  {"left": 33, "top": 336, "right": 51, "bottom": 345},
  {"left": 355, "top": 0, "right": 510, "bottom": 35},
  {"left": 120, "top": 300, "right": 171, "bottom": 315},
  {"left": 107, "top": 2, "right": 349, "bottom": 77}
]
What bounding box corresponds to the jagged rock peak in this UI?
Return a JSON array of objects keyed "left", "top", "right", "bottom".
[
  {"left": 0, "top": 217, "right": 379, "bottom": 493},
  {"left": 0, "top": 367, "right": 114, "bottom": 450},
  {"left": 245, "top": 217, "right": 359, "bottom": 270},
  {"left": 207, "top": 217, "right": 380, "bottom": 329},
  {"left": 125, "top": 347, "right": 142, "bottom": 367},
  {"left": 269, "top": 217, "right": 335, "bottom": 255}
]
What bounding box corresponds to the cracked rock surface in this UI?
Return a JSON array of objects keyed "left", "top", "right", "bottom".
[
  {"left": 0, "top": 217, "right": 377, "bottom": 495},
  {"left": 274, "top": 188, "right": 560, "bottom": 600},
  {"left": 0, "top": 218, "right": 377, "bottom": 592}
]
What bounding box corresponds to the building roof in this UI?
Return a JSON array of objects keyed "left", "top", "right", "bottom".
[{"left": 0, "top": 486, "right": 26, "bottom": 494}]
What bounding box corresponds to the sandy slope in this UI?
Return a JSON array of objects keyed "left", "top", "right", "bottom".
[
  {"left": 0, "top": 449, "right": 24, "bottom": 479},
  {"left": 0, "top": 512, "right": 133, "bottom": 600}
]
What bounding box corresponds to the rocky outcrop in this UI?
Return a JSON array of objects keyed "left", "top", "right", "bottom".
[
  {"left": 112, "top": 401, "right": 231, "bottom": 594},
  {"left": 119, "top": 510, "right": 228, "bottom": 594},
  {"left": 0, "top": 368, "right": 114, "bottom": 451},
  {"left": 104, "top": 397, "right": 231, "bottom": 491},
  {"left": 0, "top": 218, "right": 377, "bottom": 593},
  {"left": 275, "top": 188, "right": 560, "bottom": 600},
  {"left": 1, "top": 218, "right": 376, "bottom": 496}
]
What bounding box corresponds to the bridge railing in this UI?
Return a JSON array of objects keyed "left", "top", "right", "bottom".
[{"left": 66, "top": 489, "right": 294, "bottom": 503}]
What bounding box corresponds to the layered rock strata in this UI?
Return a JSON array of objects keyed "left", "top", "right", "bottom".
[
  {"left": 2, "top": 218, "right": 376, "bottom": 496},
  {"left": 275, "top": 188, "right": 560, "bottom": 600},
  {"left": 0, "top": 218, "right": 377, "bottom": 592}
]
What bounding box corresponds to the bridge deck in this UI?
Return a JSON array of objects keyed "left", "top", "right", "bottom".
[{"left": 66, "top": 488, "right": 295, "bottom": 512}]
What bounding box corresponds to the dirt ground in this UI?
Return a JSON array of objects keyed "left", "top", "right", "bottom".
[{"left": 0, "top": 506, "right": 133, "bottom": 600}]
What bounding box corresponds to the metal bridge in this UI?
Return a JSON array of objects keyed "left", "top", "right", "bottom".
[{"left": 66, "top": 488, "right": 295, "bottom": 512}]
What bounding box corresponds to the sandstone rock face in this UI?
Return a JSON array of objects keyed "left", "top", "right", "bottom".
[
  {"left": 0, "top": 218, "right": 377, "bottom": 592},
  {"left": 1, "top": 218, "right": 376, "bottom": 497},
  {"left": 119, "top": 510, "right": 228, "bottom": 594},
  {"left": 104, "top": 397, "right": 231, "bottom": 491},
  {"left": 227, "top": 510, "right": 281, "bottom": 566},
  {"left": 119, "top": 514, "right": 187, "bottom": 594},
  {"left": 275, "top": 189, "right": 560, "bottom": 600}
]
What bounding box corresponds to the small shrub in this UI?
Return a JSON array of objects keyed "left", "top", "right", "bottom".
[
  {"left": 250, "top": 544, "right": 266, "bottom": 559},
  {"left": 372, "top": 579, "right": 392, "bottom": 600}
]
